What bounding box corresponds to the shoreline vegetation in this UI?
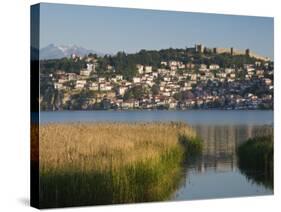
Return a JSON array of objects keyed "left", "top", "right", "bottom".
[
  {"left": 34, "top": 122, "right": 202, "bottom": 208},
  {"left": 237, "top": 135, "right": 273, "bottom": 189}
]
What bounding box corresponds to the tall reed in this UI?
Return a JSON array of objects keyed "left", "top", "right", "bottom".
[
  {"left": 34, "top": 122, "right": 201, "bottom": 208},
  {"left": 237, "top": 135, "right": 273, "bottom": 189}
]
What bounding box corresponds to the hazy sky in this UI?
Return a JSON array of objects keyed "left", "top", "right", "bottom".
[{"left": 39, "top": 3, "right": 274, "bottom": 58}]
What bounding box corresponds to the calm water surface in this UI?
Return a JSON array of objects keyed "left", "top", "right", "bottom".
[
  {"left": 39, "top": 110, "right": 273, "bottom": 125},
  {"left": 39, "top": 110, "right": 274, "bottom": 200},
  {"left": 172, "top": 124, "right": 273, "bottom": 200}
]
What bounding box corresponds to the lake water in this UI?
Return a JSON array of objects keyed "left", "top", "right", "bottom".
[
  {"left": 39, "top": 110, "right": 273, "bottom": 125},
  {"left": 39, "top": 110, "right": 274, "bottom": 200},
  {"left": 172, "top": 124, "right": 273, "bottom": 200}
]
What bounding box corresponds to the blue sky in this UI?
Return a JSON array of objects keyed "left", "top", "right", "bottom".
[{"left": 39, "top": 3, "right": 274, "bottom": 59}]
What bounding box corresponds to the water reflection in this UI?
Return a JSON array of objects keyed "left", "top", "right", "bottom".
[
  {"left": 194, "top": 125, "right": 273, "bottom": 172},
  {"left": 172, "top": 124, "right": 273, "bottom": 201}
]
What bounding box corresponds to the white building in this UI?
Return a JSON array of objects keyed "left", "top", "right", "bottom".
[
  {"left": 54, "top": 82, "right": 63, "bottom": 90},
  {"left": 163, "top": 77, "right": 170, "bottom": 82},
  {"left": 152, "top": 72, "right": 158, "bottom": 78},
  {"left": 225, "top": 68, "right": 235, "bottom": 74},
  {"left": 58, "top": 78, "right": 67, "bottom": 83},
  {"left": 87, "top": 63, "right": 94, "bottom": 71},
  {"left": 75, "top": 80, "right": 87, "bottom": 89},
  {"left": 133, "top": 77, "right": 141, "bottom": 83},
  {"left": 67, "top": 73, "right": 77, "bottom": 80},
  {"left": 99, "top": 83, "right": 112, "bottom": 91},
  {"left": 80, "top": 69, "right": 91, "bottom": 76},
  {"left": 209, "top": 64, "right": 220, "bottom": 70},
  {"left": 200, "top": 64, "right": 207, "bottom": 69},
  {"left": 136, "top": 64, "right": 144, "bottom": 74},
  {"left": 163, "top": 92, "right": 171, "bottom": 97},
  {"left": 170, "top": 70, "right": 176, "bottom": 76},
  {"left": 118, "top": 86, "right": 128, "bottom": 95},
  {"left": 170, "top": 66, "right": 177, "bottom": 71},
  {"left": 247, "top": 67, "right": 255, "bottom": 73},
  {"left": 98, "top": 77, "right": 106, "bottom": 83},
  {"left": 160, "top": 61, "right": 168, "bottom": 66},
  {"left": 264, "top": 78, "right": 272, "bottom": 85},
  {"left": 256, "top": 70, "right": 264, "bottom": 75},
  {"left": 145, "top": 66, "right": 152, "bottom": 73},
  {"left": 169, "top": 61, "right": 179, "bottom": 67},
  {"left": 107, "top": 65, "right": 113, "bottom": 71},
  {"left": 89, "top": 82, "right": 98, "bottom": 91},
  {"left": 116, "top": 75, "right": 123, "bottom": 81},
  {"left": 191, "top": 74, "right": 197, "bottom": 81}
]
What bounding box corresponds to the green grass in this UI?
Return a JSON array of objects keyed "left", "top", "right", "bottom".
[{"left": 237, "top": 135, "right": 273, "bottom": 189}]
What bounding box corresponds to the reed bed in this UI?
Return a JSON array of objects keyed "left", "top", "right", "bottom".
[
  {"left": 237, "top": 135, "right": 273, "bottom": 189},
  {"left": 34, "top": 122, "right": 201, "bottom": 208}
]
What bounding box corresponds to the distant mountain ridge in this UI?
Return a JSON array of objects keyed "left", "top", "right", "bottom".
[{"left": 40, "top": 44, "right": 103, "bottom": 60}]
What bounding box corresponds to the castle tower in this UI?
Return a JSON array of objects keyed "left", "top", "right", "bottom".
[
  {"left": 195, "top": 44, "right": 204, "bottom": 53},
  {"left": 213, "top": 48, "right": 217, "bottom": 54},
  {"left": 245, "top": 48, "right": 250, "bottom": 56}
]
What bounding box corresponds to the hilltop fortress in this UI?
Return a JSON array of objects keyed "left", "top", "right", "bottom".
[{"left": 193, "top": 44, "right": 271, "bottom": 61}]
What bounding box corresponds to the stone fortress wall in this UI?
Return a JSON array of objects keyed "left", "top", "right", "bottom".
[{"left": 194, "top": 44, "right": 271, "bottom": 61}]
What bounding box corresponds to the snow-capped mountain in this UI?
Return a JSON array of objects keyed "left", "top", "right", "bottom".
[{"left": 40, "top": 44, "right": 100, "bottom": 59}]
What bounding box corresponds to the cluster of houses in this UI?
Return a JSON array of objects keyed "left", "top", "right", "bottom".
[{"left": 47, "top": 56, "right": 273, "bottom": 110}]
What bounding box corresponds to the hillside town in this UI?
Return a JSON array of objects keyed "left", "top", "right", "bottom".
[{"left": 40, "top": 46, "right": 273, "bottom": 111}]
